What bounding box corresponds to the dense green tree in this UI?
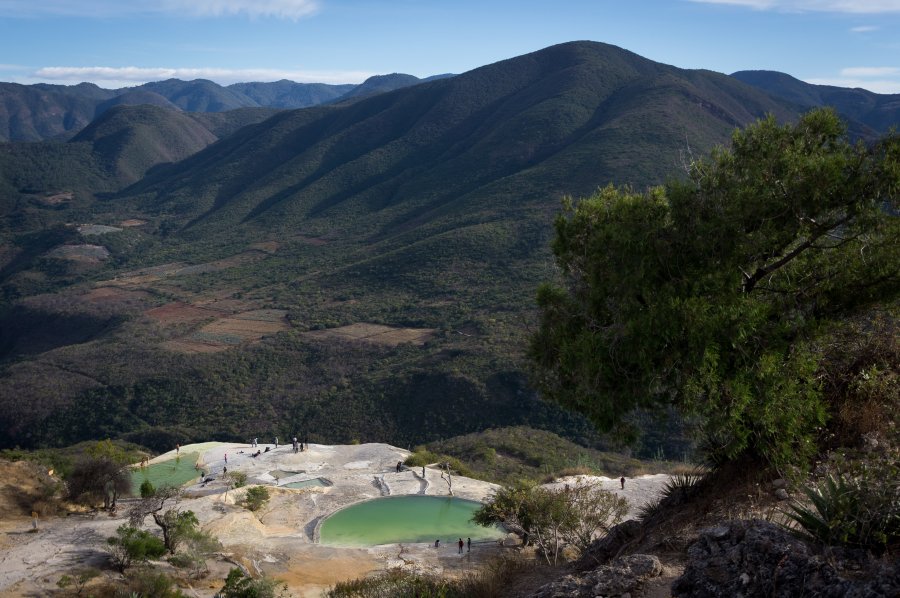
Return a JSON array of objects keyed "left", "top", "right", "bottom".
[
  {"left": 242, "top": 486, "right": 271, "bottom": 512},
  {"left": 128, "top": 487, "right": 205, "bottom": 553},
  {"left": 140, "top": 479, "right": 156, "bottom": 498},
  {"left": 473, "top": 479, "right": 628, "bottom": 564},
  {"left": 217, "top": 568, "right": 289, "bottom": 598},
  {"left": 530, "top": 109, "right": 899, "bottom": 469},
  {"left": 106, "top": 525, "right": 166, "bottom": 572}
]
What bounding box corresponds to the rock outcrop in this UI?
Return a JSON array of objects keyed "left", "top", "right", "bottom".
[
  {"left": 673, "top": 519, "right": 900, "bottom": 597},
  {"left": 533, "top": 554, "right": 663, "bottom": 597}
]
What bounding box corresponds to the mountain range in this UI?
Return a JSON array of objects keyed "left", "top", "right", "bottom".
[
  {"left": 731, "top": 70, "right": 900, "bottom": 136},
  {"left": 0, "top": 73, "right": 449, "bottom": 142},
  {"left": 0, "top": 41, "right": 896, "bottom": 454}
]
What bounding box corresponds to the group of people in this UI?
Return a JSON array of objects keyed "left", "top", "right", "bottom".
[
  {"left": 434, "top": 538, "right": 472, "bottom": 554},
  {"left": 248, "top": 436, "right": 306, "bottom": 452}
]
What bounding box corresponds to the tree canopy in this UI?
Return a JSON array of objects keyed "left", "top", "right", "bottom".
[{"left": 530, "top": 108, "right": 899, "bottom": 468}]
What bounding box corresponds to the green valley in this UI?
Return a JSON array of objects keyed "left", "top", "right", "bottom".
[{"left": 0, "top": 41, "right": 894, "bottom": 459}]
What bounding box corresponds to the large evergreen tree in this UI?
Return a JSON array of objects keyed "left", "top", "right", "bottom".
[{"left": 530, "top": 109, "right": 899, "bottom": 468}]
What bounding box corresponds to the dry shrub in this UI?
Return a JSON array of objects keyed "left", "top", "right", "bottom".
[
  {"left": 820, "top": 313, "right": 899, "bottom": 447},
  {"left": 31, "top": 498, "right": 63, "bottom": 517},
  {"left": 326, "top": 556, "right": 535, "bottom": 598},
  {"left": 666, "top": 462, "right": 704, "bottom": 476},
  {"left": 455, "top": 554, "right": 535, "bottom": 598},
  {"left": 543, "top": 465, "right": 595, "bottom": 482}
]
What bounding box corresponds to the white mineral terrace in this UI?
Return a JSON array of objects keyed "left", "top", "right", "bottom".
[{"left": 0, "top": 441, "right": 672, "bottom": 597}]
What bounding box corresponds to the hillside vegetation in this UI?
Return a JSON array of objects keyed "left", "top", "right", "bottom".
[
  {"left": 0, "top": 42, "right": 894, "bottom": 460},
  {"left": 419, "top": 426, "right": 688, "bottom": 486},
  {"left": 0, "top": 74, "right": 440, "bottom": 142},
  {"left": 732, "top": 69, "right": 900, "bottom": 134}
]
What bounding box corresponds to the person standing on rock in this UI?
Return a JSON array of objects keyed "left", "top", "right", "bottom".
[
  {"left": 620, "top": 476, "right": 625, "bottom": 490},
  {"left": 458, "top": 538, "right": 464, "bottom": 554},
  {"left": 275, "top": 436, "right": 278, "bottom": 448}
]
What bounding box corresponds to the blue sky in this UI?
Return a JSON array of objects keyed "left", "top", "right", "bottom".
[{"left": 1, "top": 0, "right": 899, "bottom": 93}]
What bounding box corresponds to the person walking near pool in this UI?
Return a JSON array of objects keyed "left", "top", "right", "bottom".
[
  {"left": 458, "top": 538, "right": 464, "bottom": 554},
  {"left": 467, "top": 537, "right": 471, "bottom": 552}
]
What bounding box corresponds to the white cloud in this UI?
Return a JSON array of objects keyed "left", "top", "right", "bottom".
[
  {"left": 162, "top": 0, "right": 319, "bottom": 19},
  {"left": 840, "top": 66, "right": 900, "bottom": 77},
  {"left": 0, "top": 0, "right": 319, "bottom": 20},
  {"left": 804, "top": 65, "right": 900, "bottom": 93},
  {"left": 850, "top": 25, "right": 879, "bottom": 32},
  {"left": 688, "top": 0, "right": 900, "bottom": 12},
  {"left": 30, "top": 66, "right": 372, "bottom": 87},
  {"left": 804, "top": 77, "right": 900, "bottom": 93}
]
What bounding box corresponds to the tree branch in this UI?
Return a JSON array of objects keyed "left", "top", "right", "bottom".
[{"left": 742, "top": 214, "right": 852, "bottom": 294}]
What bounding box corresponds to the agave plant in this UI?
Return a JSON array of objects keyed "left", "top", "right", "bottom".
[{"left": 783, "top": 471, "right": 899, "bottom": 554}]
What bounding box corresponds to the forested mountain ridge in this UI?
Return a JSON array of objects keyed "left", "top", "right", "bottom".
[
  {"left": 731, "top": 69, "right": 900, "bottom": 133},
  {"left": 0, "top": 41, "right": 891, "bottom": 456},
  {"left": 0, "top": 74, "right": 445, "bottom": 142},
  {"left": 123, "top": 41, "right": 798, "bottom": 240},
  {"left": 0, "top": 104, "right": 281, "bottom": 219}
]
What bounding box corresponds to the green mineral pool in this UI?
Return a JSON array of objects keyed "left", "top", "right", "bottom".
[
  {"left": 130, "top": 453, "right": 200, "bottom": 495},
  {"left": 319, "top": 495, "right": 505, "bottom": 546}
]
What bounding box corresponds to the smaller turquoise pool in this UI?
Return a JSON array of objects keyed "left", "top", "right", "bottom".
[
  {"left": 283, "top": 478, "right": 331, "bottom": 489},
  {"left": 319, "top": 495, "right": 504, "bottom": 546}
]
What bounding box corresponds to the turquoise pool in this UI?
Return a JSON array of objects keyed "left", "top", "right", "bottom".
[
  {"left": 130, "top": 453, "right": 200, "bottom": 495},
  {"left": 319, "top": 495, "right": 504, "bottom": 546}
]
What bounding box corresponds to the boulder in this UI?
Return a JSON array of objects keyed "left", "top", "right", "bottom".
[{"left": 672, "top": 519, "right": 900, "bottom": 597}]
